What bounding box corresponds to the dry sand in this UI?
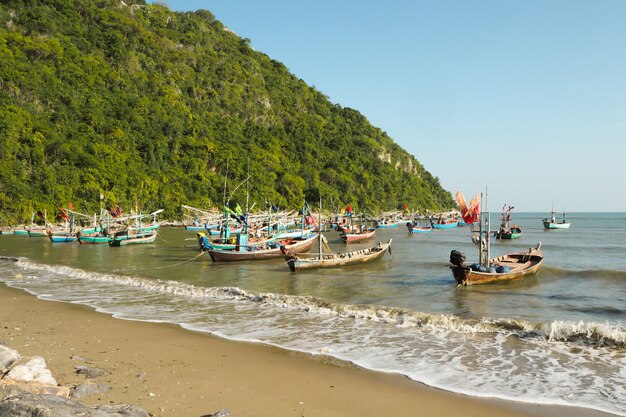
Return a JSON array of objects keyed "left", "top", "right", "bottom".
[{"left": 0, "top": 283, "right": 610, "bottom": 417}]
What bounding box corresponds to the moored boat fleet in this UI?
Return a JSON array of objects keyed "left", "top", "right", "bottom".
[{"left": 0, "top": 197, "right": 572, "bottom": 285}]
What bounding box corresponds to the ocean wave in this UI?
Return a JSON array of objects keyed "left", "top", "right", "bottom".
[
  {"left": 5, "top": 257, "right": 626, "bottom": 349},
  {"left": 541, "top": 265, "right": 626, "bottom": 280}
]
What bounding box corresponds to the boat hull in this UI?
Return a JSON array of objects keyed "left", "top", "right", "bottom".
[
  {"left": 28, "top": 230, "right": 48, "bottom": 237},
  {"left": 407, "top": 224, "right": 432, "bottom": 233},
  {"left": 208, "top": 234, "right": 318, "bottom": 262},
  {"left": 543, "top": 221, "right": 570, "bottom": 229},
  {"left": 78, "top": 235, "right": 111, "bottom": 244},
  {"left": 109, "top": 231, "right": 158, "bottom": 246},
  {"left": 433, "top": 222, "right": 458, "bottom": 229},
  {"left": 286, "top": 239, "right": 392, "bottom": 271},
  {"left": 340, "top": 230, "right": 376, "bottom": 243},
  {"left": 49, "top": 234, "right": 78, "bottom": 243}
]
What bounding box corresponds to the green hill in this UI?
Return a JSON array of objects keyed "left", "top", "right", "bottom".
[{"left": 0, "top": 0, "right": 454, "bottom": 224}]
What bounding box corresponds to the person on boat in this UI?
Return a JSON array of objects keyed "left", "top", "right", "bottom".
[{"left": 438, "top": 216, "right": 445, "bottom": 224}]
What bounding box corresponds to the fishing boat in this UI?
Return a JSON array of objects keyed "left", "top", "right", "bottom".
[
  {"left": 282, "top": 234, "right": 392, "bottom": 271},
  {"left": 207, "top": 232, "right": 318, "bottom": 262},
  {"left": 339, "top": 227, "right": 376, "bottom": 243},
  {"left": 495, "top": 204, "right": 522, "bottom": 239},
  {"left": 182, "top": 205, "right": 219, "bottom": 231},
  {"left": 375, "top": 219, "right": 402, "bottom": 228},
  {"left": 406, "top": 221, "right": 432, "bottom": 233},
  {"left": 49, "top": 231, "right": 78, "bottom": 243},
  {"left": 109, "top": 229, "right": 158, "bottom": 246},
  {"left": 542, "top": 209, "right": 570, "bottom": 229},
  {"left": 449, "top": 190, "right": 544, "bottom": 286},
  {"left": 108, "top": 210, "right": 162, "bottom": 247},
  {"left": 48, "top": 208, "right": 84, "bottom": 243},
  {"left": 432, "top": 214, "right": 459, "bottom": 229},
  {"left": 433, "top": 220, "right": 459, "bottom": 229}
]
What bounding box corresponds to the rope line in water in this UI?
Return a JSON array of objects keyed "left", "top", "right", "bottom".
[{"left": 113, "top": 251, "right": 205, "bottom": 272}]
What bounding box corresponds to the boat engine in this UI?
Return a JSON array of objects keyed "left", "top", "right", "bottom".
[
  {"left": 449, "top": 250, "right": 465, "bottom": 267},
  {"left": 449, "top": 250, "right": 469, "bottom": 286}
]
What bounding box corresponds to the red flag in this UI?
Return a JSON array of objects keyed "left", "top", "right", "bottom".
[
  {"left": 59, "top": 208, "right": 70, "bottom": 221},
  {"left": 456, "top": 190, "right": 480, "bottom": 224},
  {"left": 346, "top": 204, "right": 352, "bottom": 214}
]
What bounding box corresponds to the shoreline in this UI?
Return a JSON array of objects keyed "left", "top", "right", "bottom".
[{"left": 0, "top": 283, "right": 615, "bottom": 417}]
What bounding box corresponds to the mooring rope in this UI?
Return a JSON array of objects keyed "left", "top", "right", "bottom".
[{"left": 112, "top": 251, "right": 206, "bottom": 273}]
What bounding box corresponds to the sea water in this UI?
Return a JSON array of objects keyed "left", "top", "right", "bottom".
[{"left": 1, "top": 212, "right": 625, "bottom": 416}]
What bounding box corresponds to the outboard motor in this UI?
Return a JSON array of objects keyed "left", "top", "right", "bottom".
[
  {"left": 449, "top": 250, "right": 469, "bottom": 286},
  {"left": 449, "top": 250, "right": 465, "bottom": 267}
]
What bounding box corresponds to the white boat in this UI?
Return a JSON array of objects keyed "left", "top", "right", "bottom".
[{"left": 542, "top": 209, "right": 570, "bottom": 229}]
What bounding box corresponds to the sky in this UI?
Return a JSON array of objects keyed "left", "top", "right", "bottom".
[{"left": 153, "top": 0, "right": 626, "bottom": 212}]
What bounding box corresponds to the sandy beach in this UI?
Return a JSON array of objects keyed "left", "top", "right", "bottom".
[{"left": 0, "top": 283, "right": 611, "bottom": 417}]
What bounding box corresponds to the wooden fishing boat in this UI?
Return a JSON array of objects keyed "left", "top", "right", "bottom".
[
  {"left": 406, "top": 222, "right": 432, "bottom": 234},
  {"left": 27, "top": 228, "right": 48, "bottom": 237},
  {"left": 375, "top": 220, "right": 402, "bottom": 229},
  {"left": 433, "top": 221, "right": 458, "bottom": 229},
  {"left": 49, "top": 232, "right": 78, "bottom": 243},
  {"left": 282, "top": 236, "right": 392, "bottom": 271},
  {"left": 78, "top": 234, "right": 111, "bottom": 244},
  {"left": 208, "top": 233, "right": 318, "bottom": 262},
  {"left": 109, "top": 229, "right": 158, "bottom": 246},
  {"left": 542, "top": 209, "right": 570, "bottom": 229},
  {"left": 339, "top": 228, "right": 376, "bottom": 243},
  {"left": 449, "top": 243, "right": 543, "bottom": 286},
  {"left": 495, "top": 204, "right": 522, "bottom": 239},
  {"left": 107, "top": 210, "right": 162, "bottom": 246},
  {"left": 495, "top": 227, "right": 522, "bottom": 239},
  {"left": 449, "top": 191, "right": 543, "bottom": 286}
]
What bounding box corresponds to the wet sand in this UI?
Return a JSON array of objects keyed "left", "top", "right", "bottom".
[{"left": 0, "top": 284, "right": 611, "bottom": 417}]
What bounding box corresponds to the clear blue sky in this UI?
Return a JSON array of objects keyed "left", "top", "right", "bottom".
[{"left": 155, "top": 1, "right": 626, "bottom": 212}]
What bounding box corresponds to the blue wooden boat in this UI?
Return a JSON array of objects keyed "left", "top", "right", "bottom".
[
  {"left": 407, "top": 223, "right": 432, "bottom": 233},
  {"left": 433, "top": 221, "right": 458, "bottom": 229}
]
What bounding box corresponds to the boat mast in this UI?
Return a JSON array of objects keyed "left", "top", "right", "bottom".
[
  {"left": 479, "top": 191, "right": 491, "bottom": 266},
  {"left": 318, "top": 196, "right": 322, "bottom": 260}
]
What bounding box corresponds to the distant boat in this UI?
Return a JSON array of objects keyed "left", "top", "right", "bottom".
[
  {"left": 282, "top": 234, "right": 392, "bottom": 272},
  {"left": 375, "top": 219, "right": 402, "bottom": 228},
  {"left": 109, "top": 229, "right": 158, "bottom": 246},
  {"left": 542, "top": 209, "right": 570, "bottom": 229},
  {"left": 433, "top": 221, "right": 458, "bottom": 229},
  {"left": 78, "top": 233, "right": 111, "bottom": 245},
  {"left": 49, "top": 231, "right": 78, "bottom": 243},
  {"left": 207, "top": 233, "right": 318, "bottom": 262},
  {"left": 406, "top": 222, "right": 432, "bottom": 234},
  {"left": 340, "top": 227, "right": 376, "bottom": 243},
  {"left": 495, "top": 204, "right": 522, "bottom": 239},
  {"left": 108, "top": 209, "right": 163, "bottom": 246}
]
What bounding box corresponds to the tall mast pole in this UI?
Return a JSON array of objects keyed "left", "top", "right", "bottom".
[{"left": 318, "top": 195, "right": 322, "bottom": 259}]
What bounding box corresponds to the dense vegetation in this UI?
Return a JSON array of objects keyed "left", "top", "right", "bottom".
[{"left": 0, "top": 0, "right": 454, "bottom": 224}]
